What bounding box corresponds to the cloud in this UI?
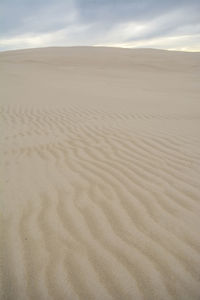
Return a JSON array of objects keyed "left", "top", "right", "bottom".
[
  {"left": 0, "top": 0, "right": 200, "bottom": 51},
  {"left": 0, "top": 24, "right": 92, "bottom": 51}
]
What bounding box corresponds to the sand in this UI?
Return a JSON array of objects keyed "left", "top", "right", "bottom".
[{"left": 0, "top": 47, "right": 200, "bottom": 300}]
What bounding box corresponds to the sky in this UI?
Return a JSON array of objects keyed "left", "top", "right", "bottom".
[{"left": 0, "top": 0, "right": 200, "bottom": 51}]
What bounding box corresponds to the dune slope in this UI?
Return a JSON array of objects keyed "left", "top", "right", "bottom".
[{"left": 0, "top": 47, "right": 200, "bottom": 300}]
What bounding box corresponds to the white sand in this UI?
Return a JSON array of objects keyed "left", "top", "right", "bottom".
[{"left": 0, "top": 47, "right": 200, "bottom": 300}]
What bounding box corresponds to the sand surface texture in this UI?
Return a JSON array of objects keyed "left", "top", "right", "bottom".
[{"left": 0, "top": 47, "right": 200, "bottom": 300}]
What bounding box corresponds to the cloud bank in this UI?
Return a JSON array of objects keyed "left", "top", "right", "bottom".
[{"left": 0, "top": 0, "right": 200, "bottom": 51}]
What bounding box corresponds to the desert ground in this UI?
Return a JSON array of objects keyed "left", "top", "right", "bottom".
[{"left": 0, "top": 47, "right": 200, "bottom": 300}]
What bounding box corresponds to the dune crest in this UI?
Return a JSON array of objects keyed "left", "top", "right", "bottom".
[{"left": 1, "top": 47, "right": 200, "bottom": 300}]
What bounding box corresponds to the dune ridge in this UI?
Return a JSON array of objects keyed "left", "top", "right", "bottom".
[{"left": 1, "top": 47, "right": 200, "bottom": 300}]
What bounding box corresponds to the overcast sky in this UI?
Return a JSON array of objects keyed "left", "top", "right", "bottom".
[{"left": 0, "top": 0, "right": 200, "bottom": 51}]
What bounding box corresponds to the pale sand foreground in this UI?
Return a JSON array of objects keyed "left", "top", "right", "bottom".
[{"left": 0, "top": 47, "right": 200, "bottom": 300}]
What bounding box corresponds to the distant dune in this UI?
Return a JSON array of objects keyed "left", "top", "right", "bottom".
[{"left": 1, "top": 47, "right": 200, "bottom": 300}]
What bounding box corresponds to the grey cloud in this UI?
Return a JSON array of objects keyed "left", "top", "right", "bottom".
[
  {"left": 0, "top": 0, "right": 200, "bottom": 51},
  {"left": 0, "top": 0, "right": 74, "bottom": 37},
  {"left": 75, "top": 0, "right": 199, "bottom": 24}
]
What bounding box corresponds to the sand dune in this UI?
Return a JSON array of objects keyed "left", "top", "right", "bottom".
[{"left": 1, "top": 47, "right": 200, "bottom": 300}]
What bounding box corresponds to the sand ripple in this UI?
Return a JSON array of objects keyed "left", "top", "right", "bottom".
[{"left": 1, "top": 48, "right": 200, "bottom": 300}]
